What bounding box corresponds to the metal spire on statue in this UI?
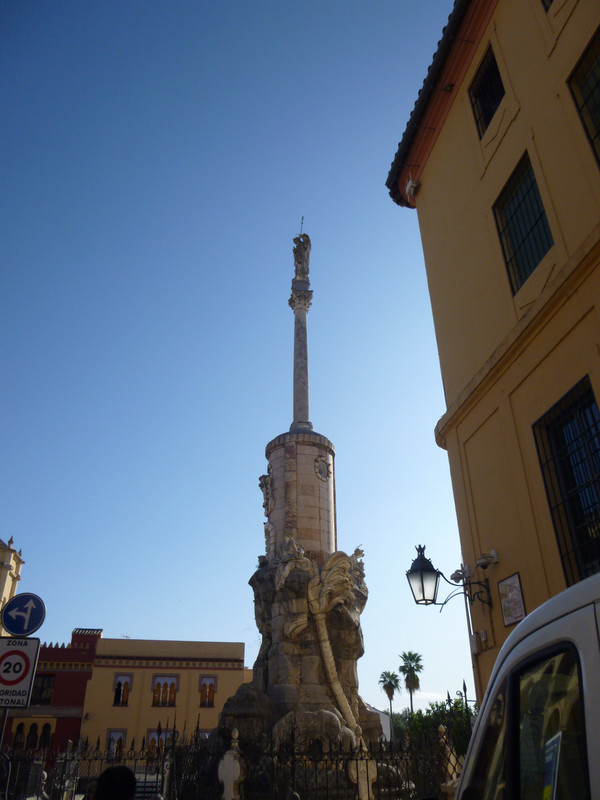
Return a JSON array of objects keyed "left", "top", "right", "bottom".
[{"left": 289, "top": 226, "right": 313, "bottom": 432}]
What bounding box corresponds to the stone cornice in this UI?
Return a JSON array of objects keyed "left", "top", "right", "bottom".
[{"left": 265, "top": 431, "right": 335, "bottom": 459}]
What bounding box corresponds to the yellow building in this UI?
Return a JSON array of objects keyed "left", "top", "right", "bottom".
[
  {"left": 387, "top": 0, "right": 600, "bottom": 696},
  {"left": 81, "top": 637, "right": 251, "bottom": 752},
  {"left": 0, "top": 537, "right": 24, "bottom": 635}
]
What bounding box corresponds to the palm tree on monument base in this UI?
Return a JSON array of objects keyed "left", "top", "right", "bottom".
[
  {"left": 399, "top": 651, "right": 423, "bottom": 714},
  {"left": 378, "top": 670, "right": 401, "bottom": 741}
]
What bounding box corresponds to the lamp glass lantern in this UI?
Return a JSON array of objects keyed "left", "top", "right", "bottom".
[{"left": 406, "top": 545, "right": 440, "bottom": 605}]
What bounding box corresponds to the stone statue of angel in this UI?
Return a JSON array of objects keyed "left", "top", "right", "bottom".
[{"left": 293, "top": 233, "right": 311, "bottom": 279}]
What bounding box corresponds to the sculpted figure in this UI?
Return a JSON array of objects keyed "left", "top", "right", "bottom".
[
  {"left": 293, "top": 233, "right": 311, "bottom": 279},
  {"left": 258, "top": 468, "right": 274, "bottom": 517},
  {"left": 276, "top": 530, "right": 312, "bottom": 589}
]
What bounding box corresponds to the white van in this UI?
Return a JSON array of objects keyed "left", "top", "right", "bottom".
[{"left": 454, "top": 572, "right": 600, "bottom": 799}]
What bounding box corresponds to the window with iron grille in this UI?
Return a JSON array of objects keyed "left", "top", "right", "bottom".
[
  {"left": 569, "top": 26, "right": 600, "bottom": 167},
  {"left": 469, "top": 47, "right": 505, "bottom": 138},
  {"left": 534, "top": 377, "right": 600, "bottom": 586},
  {"left": 30, "top": 674, "right": 54, "bottom": 705},
  {"left": 493, "top": 152, "right": 553, "bottom": 294}
]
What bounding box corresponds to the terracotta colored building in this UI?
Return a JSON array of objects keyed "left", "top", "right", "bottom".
[
  {"left": 5, "top": 629, "right": 99, "bottom": 751},
  {"left": 387, "top": 0, "right": 600, "bottom": 696}
]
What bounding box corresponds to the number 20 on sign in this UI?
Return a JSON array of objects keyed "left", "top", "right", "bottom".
[{"left": 0, "top": 650, "right": 30, "bottom": 685}]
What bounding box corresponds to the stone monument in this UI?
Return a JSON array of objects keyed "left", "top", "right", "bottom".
[{"left": 219, "top": 234, "right": 381, "bottom": 750}]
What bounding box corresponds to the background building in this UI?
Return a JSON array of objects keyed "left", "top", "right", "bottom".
[
  {"left": 4, "top": 629, "right": 251, "bottom": 751},
  {"left": 0, "top": 538, "right": 24, "bottom": 636},
  {"left": 387, "top": 0, "right": 600, "bottom": 695},
  {"left": 80, "top": 637, "right": 250, "bottom": 751},
  {"left": 5, "top": 629, "right": 98, "bottom": 751}
]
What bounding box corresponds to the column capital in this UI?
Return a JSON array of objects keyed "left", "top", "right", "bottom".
[{"left": 289, "top": 289, "right": 313, "bottom": 312}]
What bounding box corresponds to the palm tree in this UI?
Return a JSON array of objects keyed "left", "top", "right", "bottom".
[
  {"left": 398, "top": 651, "right": 423, "bottom": 714},
  {"left": 379, "top": 671, "right": 401, "bottom": 740}
]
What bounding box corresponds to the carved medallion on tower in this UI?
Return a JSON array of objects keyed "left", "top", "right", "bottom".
[{"left": 314, "top": 455, "right": 331, "bottom": 482}]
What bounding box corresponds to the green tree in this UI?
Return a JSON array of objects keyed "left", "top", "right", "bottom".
[
  {"left": 399, "top": 651, "right": 423, "bottom": 714},
  {"left": 378, "top": 671, "right": 401, "bottom": 740}
]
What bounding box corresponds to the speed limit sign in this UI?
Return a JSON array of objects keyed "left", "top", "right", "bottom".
[{"left": 0, "top": 638, "right": 40, "bottom": 707}]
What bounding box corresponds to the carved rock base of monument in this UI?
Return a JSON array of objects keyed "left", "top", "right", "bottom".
[{"left": 219, "top": 546, "right": 381, "bottom": 748}]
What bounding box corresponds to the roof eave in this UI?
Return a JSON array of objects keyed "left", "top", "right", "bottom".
[{"left": 386, "top": 0, "right": 473, "bottom": 207}]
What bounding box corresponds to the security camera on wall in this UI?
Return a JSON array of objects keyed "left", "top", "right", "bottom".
[
  {"left": 476, "top": 549, "right": 499, "bottom": 570},
  {"left": 405, "top": 177, "right": 420, "bottom": 199}
]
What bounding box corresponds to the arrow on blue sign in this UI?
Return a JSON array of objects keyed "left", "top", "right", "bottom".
[{"left": 1, "top": 594, "right": 46, "bottom": 637}]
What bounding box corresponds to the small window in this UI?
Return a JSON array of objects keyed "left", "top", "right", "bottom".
[
  {"left": 569, "top": 27, "right": 600, "bottom": 167},
  {"left": 152, "top": 674, "right": 178, "bottom": 707},
  {"left": 518, "top": 648, "right": 589, "bottom": 798},
  {"left": 113, "top": 673, "right": 132, "bottom": 706},
  {"left": 534, "top": 377, "right": 600, "bottom": 585},
  {"left": 107, "top": 729, "right": 126, "bottom": 759},
  {"left": 494, "top": 152, "right": 553, "bottom": 293},
  {"left": 146, "top": 728, "right": 173, "bottom": 756},
  {"left": 13, "top": 723, "right": 25, "bottom": 749},
  {"left": 30, "top": 674, "right": 54, "bottom": 706},
  {"left": 39, "top": 723, "right": 51, "bottom": 749},
  {"left": 199, "top": 675, "right": 217, "bottom": 707},
  {"left": 25, "top": 723, "right": 38, "bottom": 750},
  {"left": 469, "top": 47, "right": 505, "bottom": 138}
]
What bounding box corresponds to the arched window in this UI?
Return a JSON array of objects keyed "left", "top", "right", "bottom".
[
  {"left": 200, "top": 676, "right": 217, "bottom": 708},
  {"left": 39, "top": 724, "right": 51, "bottom": 749},
  {"left": 26, "top": 723, "right": 38, "bottom": 750},
  {"left": 152, "top": 675, "right": 179, "bottom": 706},
  {"left": 113, "top": 673, "right": 132, "bottom": 706},
  {"left": 13, "top": 723, "right": 25, "bottom": 749}
]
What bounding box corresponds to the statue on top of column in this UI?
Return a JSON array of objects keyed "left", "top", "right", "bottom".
[{"left": 293, "top": 233, "right": 311, "bottom": 280}]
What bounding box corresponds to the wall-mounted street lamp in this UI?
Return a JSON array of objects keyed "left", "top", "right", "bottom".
[{"left": 406, "top": 545, "right": 493, "bottom": 610}]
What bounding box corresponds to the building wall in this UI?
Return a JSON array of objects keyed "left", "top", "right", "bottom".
[
  {"left": 0, "top": 539, "right": 24, "bottom": 636},
  {"left": 80, "top": 639, "right": 249, "bottom": 751},
  {"left": 391, "top": 0, "right": 600, "bottom": 694},
  {"left": 5, "top": 629, "right": 100, "bottom": 750},
  {"left": 4, "top": 632, "right": 250, "bottom": 753},
  {"left": 417, "top": 0, "right": 600, "bottom": 407}
]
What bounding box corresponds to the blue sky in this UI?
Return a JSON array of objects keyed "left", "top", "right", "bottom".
[{"left": 2, "top": 1, "right": 474, "bottom": 713}]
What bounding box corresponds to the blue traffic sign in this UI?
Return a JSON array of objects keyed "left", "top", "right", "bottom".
[{"left": 1, "top": 594, "right": 46, "bottom": 637}]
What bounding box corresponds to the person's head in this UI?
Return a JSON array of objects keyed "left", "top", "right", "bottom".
[{"left": 95, "top": 766, "right": 136, "bottom": 800}]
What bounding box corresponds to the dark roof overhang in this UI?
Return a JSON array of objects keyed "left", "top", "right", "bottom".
[{"left": 385, "top": 0, "right": 473, "bottom": 207}]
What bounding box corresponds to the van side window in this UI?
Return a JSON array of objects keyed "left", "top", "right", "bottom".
[
  {"left": 466, "top": 682, "right": 507, "bottom": 798},
  {"left": 519, "top": 648, "right": 589, "bottom": 799}
]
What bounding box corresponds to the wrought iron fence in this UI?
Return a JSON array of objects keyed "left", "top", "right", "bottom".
[
  {"left": 0, "top": 707, "right": 469, "bottom": 800},
  {"left": 169, "top": 724, "right": 465, "bottom": 800},
  {"left": 0, "top": 746, "right": 168, "bottom": 800}
]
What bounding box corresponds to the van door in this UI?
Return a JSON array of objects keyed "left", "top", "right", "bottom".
[{"left": 456, "top": 602, "right": 600, "bottom": 798}]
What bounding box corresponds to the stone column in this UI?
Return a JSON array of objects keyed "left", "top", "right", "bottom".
[{"left": 289, "top": 285, "right": 313, "bottom": 432}]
